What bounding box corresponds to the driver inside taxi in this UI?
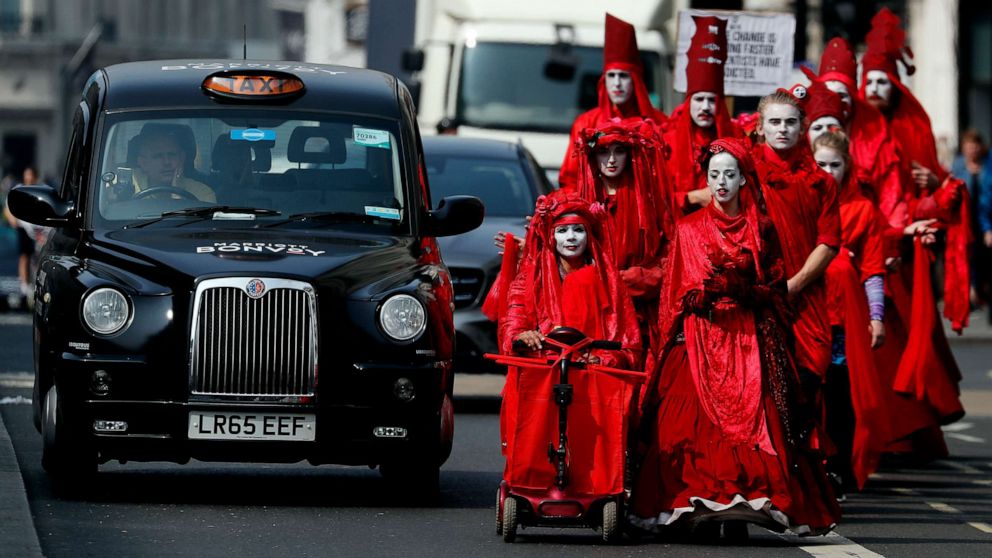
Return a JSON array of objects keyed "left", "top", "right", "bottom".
[{"left": 124, "top": 130, "right": 216, "bottom": 202}]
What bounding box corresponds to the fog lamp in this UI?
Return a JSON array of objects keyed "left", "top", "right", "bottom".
[
  {"left": 393, "top": 377, "right": 416, "bottom": 402},
  {"left": 93, "top": 420, "right": 128, "bottom": 433},
  {"left": 90, "top": 369, "right": 112, "bottom": 396}
]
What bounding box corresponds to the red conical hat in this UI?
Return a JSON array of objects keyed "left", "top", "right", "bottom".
[
  {"left": 817, "top": 37, "right": 857, "bottom": 92},
  {"left": 686, "top": 15, "right": 728, "bottom": 96},
  {"left": 861, "top": 7, "right": 915, "bottom": 83},
  {"left": 604, "top": 13, "right": 643, "bottom": 74}
]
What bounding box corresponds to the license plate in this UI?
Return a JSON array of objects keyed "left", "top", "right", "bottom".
[{"left": 188, "top": 412, "right": 316, "bottom": 441}]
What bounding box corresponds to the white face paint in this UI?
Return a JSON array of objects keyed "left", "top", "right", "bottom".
[
  {"left": 554, "top": 221, "right": 588, "bottom": 259},
  {"left": 807, "top": 116, "right": 842, "bottom": 144},
  {"left": 824, "top": 80, "right": 852, "bottom": 111},
  {"left": 761, "top": 102, "right": 803, "bottom": 151},
  {"left": 605, "top": 69, "right": 633, "bottom": 105},
  {"left": 814, "top": 146, "right": 847, "bottom": 185},
  {"left": 706, "top": 151, "right": 744, "bottom": 207},
  {"left": 594, "top": 144, "right": 629, "bottom": 179},
  {"left": 865, "top": 70, "right": 893, "bottom": 111},
  {"left": 690, "top": 91, "right": 718, "bottom": 128}
]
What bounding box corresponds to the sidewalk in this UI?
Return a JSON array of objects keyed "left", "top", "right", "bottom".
[{"left": 0, "top": 410, "right": 43, "bottom": 557}]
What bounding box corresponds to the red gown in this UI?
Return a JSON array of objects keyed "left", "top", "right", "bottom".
[
  {"left": 823, "top": 173, "right": 891, "bottom": 488},
  {"left": 630, "top": 202, "right": 839, "bottom": 534},
  {"left": 752, "top": 144, "right": 842, "bottom": 378}
]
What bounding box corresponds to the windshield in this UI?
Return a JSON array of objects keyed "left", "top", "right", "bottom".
[
  {"left": 425, "top": 154, "right": 536, "bottom": 218},
  {"left": 457, "top": 42, "right": 662, "bottom": 133},
  {"left": 91, "top": 110, "right": 407, "bottom": 231}
]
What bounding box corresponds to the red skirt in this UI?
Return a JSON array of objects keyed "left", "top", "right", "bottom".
[{"left": 630, "top": 343, "right": 840, "bottom": 534}]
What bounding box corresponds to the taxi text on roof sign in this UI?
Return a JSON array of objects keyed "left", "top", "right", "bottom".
[{"left": 202, "top": 72, "right": 305, "bottom": 100}]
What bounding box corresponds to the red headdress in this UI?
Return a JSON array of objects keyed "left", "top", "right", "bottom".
[
  {"left": 598, "top": 13, "right": 667, "bottom": 122},
  {"left": 816, "top": 37, "right": 858, "bottom": 93},
  {"left": 686, "top": 15, "right": 728, "bottom": 97},
  {"left": 801, "top": 70, "right": 847, "bottom": 124},
  {"left": 574, "top": 118, "right": 671, "bottom": 266},
  {"left": 861, "top": 7, "right": 915, "bottom": 84}
]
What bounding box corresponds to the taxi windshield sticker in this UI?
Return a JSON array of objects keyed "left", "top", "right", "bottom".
[
  {"left": 365, "top": 206, "right": 401, "bottom": 220},
  {"left": 231, "top": 128, "right": 276, "bottom": 142},
  {"left": 353, "top": 128, "right": 390, "bottom": 149}
]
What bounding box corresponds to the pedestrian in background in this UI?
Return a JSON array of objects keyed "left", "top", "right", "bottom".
[
  {"left": 950, "top": 128, "right": 992, "bottom": 322},
  {"left": 2, "top": 166, "right": 44, "bottom": 301}
]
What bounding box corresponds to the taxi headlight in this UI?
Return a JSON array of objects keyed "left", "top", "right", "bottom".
[
  {"left": 81, "top": 288, "right": 131, "bottom": 335},
  {"left": 378, "top": 294, "right": 426, "bottom": 342}
]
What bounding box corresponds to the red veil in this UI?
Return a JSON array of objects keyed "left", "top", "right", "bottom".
[{"left": 572, "top": 118, "right": 672, "bottom": 269}]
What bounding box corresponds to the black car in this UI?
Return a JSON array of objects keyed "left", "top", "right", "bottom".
[
  {"left": 423, "top": 136, "right": 552, "bottom": 372},
  {"left": 9, "top": 60, "right": 482, "bottom": 498}
]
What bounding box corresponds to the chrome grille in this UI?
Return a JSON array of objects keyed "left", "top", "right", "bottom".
[
  {"left": 190, "top": 278, "right": 317, "bottom": 397},
  {"left": 449, "top": 267, "right": 485, "bottom": 309}
]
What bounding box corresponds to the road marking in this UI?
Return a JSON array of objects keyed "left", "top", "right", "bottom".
[
  {"left": 973, "top": 479, "right": 992, "bottom": 486},
  {"left": 942, "top": 422, "right": 973, "bottom": 432},
  {"left": 778, "top": 532, "right": 885, "bottom": 558},
  {"left": 0, "top": 372, "right": 33, "bottom": 389},
  {"left": 0, "top": 314, "right": 32, "bottom": 326},
  {"left": 968, "top": 522, "right": 992, "bottom": 534},
  {"left": 945, "top": 433, "right": 987, "bottom": 443},
  {"left": 927, "top": 502, "right": 962, "bottom": 514},
  {"left": 892, "top": 487, "right": 919, "bottom": 496},
  {"left": 937, "top": 460, "right": 984, "bottom": 474}
]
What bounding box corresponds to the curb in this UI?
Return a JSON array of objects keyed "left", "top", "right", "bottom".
[{"left": 0, "top": 410, "right": 44, "bottom": 558}]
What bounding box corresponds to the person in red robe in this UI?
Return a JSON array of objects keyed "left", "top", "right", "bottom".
[
  {"left": 568, "top": 119, "right": 671, "bottom": 366},
  {"left": 558, "top": 13, "right": 667, "bottom": 190},
  {"left": 751, "top": 88, "right": 841, "bottom": 405},
  {"left": 663, "top": 15, "right": 741, "bottom": 218},
  {"left": 858, "top": 8, "right": 967, "bottom": 458},
  {"left": 630, "top": 138, "right": 839, "bottom": 538},
  {"left": 497, "top": 190, "right": 642, "bottom": 496},
  {"left": 810, "top": 124, "right": 892, "bottom": 495},
  {"left": 860, "top": 7, "right": 971, "bottom": 334}
]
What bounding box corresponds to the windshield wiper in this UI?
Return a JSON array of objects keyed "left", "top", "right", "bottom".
[
  {"left": 264, "top": 211, "right": 396, "bottom": 228},
  {"left": 124, "top": 206, "right": 281, "bottom": 229}
]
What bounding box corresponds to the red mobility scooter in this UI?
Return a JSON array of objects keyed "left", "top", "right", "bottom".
[{"left": 487, "top": 327, "right": 646, "bottom": 543}]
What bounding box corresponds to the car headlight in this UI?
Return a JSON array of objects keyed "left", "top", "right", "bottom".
[
  {"left": 81, "top": 287, "right": 131, "bottom": 335},
  {"left": 379, "top": 294, "right": 426, "bottom": 342}
]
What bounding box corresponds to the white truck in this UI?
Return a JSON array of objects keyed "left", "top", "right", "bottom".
[{"left": 402, "top": 0, "right": 672, "bottom": 178}]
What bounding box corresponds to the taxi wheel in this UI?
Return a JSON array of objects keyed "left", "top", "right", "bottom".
[{"left": 41, "top": 385, "right": 97, "bottom": 495}]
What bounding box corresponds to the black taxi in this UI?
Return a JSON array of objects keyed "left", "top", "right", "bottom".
[{"left": 9, "top": 60, "right": 483, "bottom": 498}]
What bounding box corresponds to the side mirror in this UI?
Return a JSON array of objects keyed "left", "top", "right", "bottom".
[
  {"left": 426, "top": 195, "right": 484, "bottom": 237},
  {"left": 7, "top": 185, "right": 74, "bottom": 227},
  {"left": 402, "top": 48, "right": 425, "bottom": 73}
]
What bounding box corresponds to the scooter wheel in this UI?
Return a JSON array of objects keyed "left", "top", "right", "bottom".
[
  {"left": 495, "top": 487, "right": 504, "bottom": 536},
  {"left": 602, "top": 500, "right": 621, "bottom": 543},
  {"left": 502, "top": 496, "right": 518, "bottom": 543}
]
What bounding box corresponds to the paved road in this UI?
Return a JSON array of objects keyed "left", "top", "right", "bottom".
[{"left": 1, "top": 315, "right": 991, "bottom": 557}]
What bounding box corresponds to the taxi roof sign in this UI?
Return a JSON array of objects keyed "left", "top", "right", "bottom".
[{"left": 202, "top": 70, "right": 305, "bottom": 101}]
